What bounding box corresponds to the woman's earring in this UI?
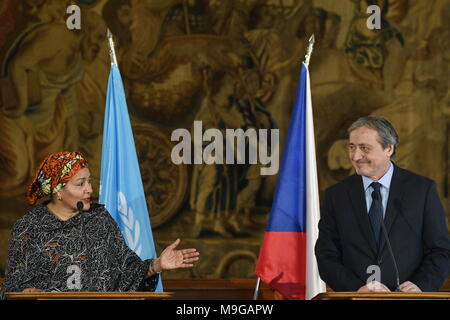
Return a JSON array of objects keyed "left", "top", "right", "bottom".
[{"left": 57, "top": 193, "right": 62, "bottom": 201}]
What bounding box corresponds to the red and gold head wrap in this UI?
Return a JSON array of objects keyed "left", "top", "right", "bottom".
[{"left": 27, "top": 151, "right": 89, "bottom": 205}]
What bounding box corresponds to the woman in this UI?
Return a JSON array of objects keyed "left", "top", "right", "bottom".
[{"left": 3, "top": 151, "right": 199, "bottom": 294}]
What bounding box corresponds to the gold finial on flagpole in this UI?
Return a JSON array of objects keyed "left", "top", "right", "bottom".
[
  {"left": 107, "top": 28, "right": 118, "bottom": 66},
  {"left": 303, "top": 34, "right": 315, "bottom": 67}
]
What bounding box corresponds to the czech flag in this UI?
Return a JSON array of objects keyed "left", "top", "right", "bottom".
[{"left": 255, "top": 62, "right": 325, "bottom": 300}]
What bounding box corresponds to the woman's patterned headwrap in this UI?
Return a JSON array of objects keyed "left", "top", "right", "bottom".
[{"left": 27, "top": 151, "right": 89, "bottom": 205}]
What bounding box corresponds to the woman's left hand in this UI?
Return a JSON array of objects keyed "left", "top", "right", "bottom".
[{"left": 153, "top": 238, "right": 200, "bottom": 272}]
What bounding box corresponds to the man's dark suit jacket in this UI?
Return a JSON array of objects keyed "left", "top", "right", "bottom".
[{"left": 315, "top": 164, "right": 450, "bottom": 291}]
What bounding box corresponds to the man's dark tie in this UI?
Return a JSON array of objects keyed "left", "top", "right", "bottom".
[{"left": 369, "top": 182, "right": 382, "bottom": 246}]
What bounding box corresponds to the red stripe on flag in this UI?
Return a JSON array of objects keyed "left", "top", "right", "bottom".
[{"left": 255, "top": 232, "right": 306, "bottom": 300}]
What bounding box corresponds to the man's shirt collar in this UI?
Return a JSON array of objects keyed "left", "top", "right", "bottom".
[{"left": 362, "top": 161, "right": 394, "bottom": 191}]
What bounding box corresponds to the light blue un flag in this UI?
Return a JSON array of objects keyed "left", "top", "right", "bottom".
[{"left": 99, "top": 63, "right": 163, "bottom": 291}]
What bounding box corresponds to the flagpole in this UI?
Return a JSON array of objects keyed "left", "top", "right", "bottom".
[
  {"left": 253, "top": 34, "right": 316, "bottom": 300},
  {"left": 303, "top": 34, "right": 315, "bottom": 67},
  {"left": 252, "top": 277, "right": 261, "bottom": 300},
  {"left": 107, "top": 28, "right": 118, "bottom": 66}
]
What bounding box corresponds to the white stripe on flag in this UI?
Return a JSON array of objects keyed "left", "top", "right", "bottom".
[{"left": 305, "top": 64, "right": 326, "bottom": 300}]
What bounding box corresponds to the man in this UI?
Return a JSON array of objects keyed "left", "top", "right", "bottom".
[{"left": 315, "top": 116, "right": 450, "bottom": 292}]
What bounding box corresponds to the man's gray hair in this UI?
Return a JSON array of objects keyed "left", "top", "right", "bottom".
[{"left": 348, "top": 116, "right": 399, "bottom": 157}]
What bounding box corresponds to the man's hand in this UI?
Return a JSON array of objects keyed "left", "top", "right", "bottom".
[
  {"left": 399, "top": 281, "right": 422, "bottom": 292},
  {"left": 357, "top": 281, "right": 391, "bottom": 293}
]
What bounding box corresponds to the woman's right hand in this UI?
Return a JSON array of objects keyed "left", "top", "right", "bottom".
[{"left": 22, "top": 288, "right": 44, "bottom": 293}]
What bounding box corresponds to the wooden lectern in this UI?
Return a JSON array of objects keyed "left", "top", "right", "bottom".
[
  {"left": 313, "top": 292, "right": 450, "bottom": 300},
  {"left": 5, "top": 291, "right": 173, "bottom": 300}
]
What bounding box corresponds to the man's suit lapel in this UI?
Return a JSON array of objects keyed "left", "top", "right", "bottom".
[
  {"left": 379, "top": 164, "right": 405, "bottom": 254},
  {"left": 347, "top": 175, "right": 378, "bottom": 255}
]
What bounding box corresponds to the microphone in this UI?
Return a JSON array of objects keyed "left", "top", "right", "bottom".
[
  {"left": 77, "top": 201, "right": 84, "bottom": 212},
  {"left": 371, "top": 191, "right": 401, "bottom": 291},
  {"left": 77, "top": 201, "right": 92, "bottom": 291}
]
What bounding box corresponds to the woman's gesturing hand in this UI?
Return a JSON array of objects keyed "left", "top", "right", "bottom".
[{"left": 152, "top": 239, "right": 200, "bottom": 273}]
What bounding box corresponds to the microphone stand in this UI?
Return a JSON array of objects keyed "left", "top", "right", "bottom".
[
  {"left": 372, "top": 192, "right": 401, "bottom": 292},
  {"left": 77, "top": 201, "right": 92, "bottom": 291}
]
